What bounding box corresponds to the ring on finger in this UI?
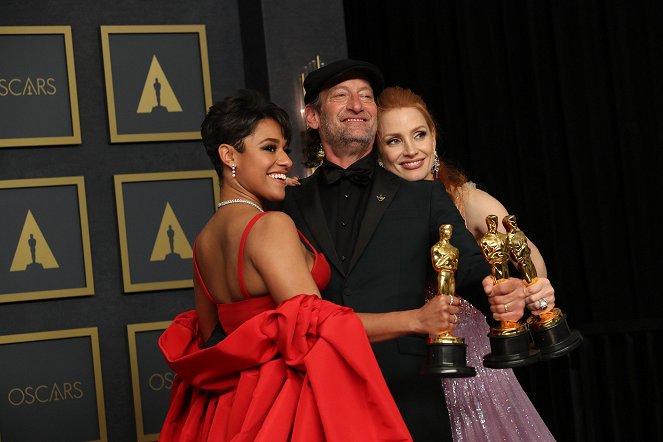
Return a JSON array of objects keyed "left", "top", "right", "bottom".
[
  {"left": 504, "top": 303, "right": 509, "bottom": 312},
  {"left": 449, "top": 294, "right": 454, "bottom": 306},
  {"left": 452, "top": 313, "right": 458, "bottom": 324},
  {"left": 539, "top": 297, "right": 549, "bottom": 310}
]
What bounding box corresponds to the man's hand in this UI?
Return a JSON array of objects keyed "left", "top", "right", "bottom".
[{"left": 483, "top": 276, "right": 527, "bottom": 322}]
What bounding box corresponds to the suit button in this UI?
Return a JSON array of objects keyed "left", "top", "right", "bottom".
[{"left": 343, "top": 288, "right": 352, "bottom": 297}]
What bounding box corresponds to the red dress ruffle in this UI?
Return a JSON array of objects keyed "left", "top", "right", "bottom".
[{"left": 158, "top": 294, "right": 412, "bottom": 441}]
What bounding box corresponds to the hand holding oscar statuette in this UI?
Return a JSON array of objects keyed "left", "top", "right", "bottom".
[
  {"left": 503, "top": 214, "right": 583, "bottom": 360},
  {"left": 480, "top": 215, "right": 540, "bottom": 368},
  {"left": 420, "top": 224, "right": 476, "bottom": 377}
]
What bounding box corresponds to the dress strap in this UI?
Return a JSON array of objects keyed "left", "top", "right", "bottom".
[
  {"left": 192, "top": 238, "right": 217, "bottom": 304},
  {"left": 297, "top": 229, "right": 318, "bottom": 256},
  {"left": 238, "top": 212, "right": 269, "bottom": 300}
]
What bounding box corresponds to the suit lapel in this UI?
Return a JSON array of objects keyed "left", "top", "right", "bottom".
[
  {"left": 293, "top": 172, "right": 346, "bottom": 276},
  {"left": 349, "top": 167, "right": 401, "bottom": 272}
]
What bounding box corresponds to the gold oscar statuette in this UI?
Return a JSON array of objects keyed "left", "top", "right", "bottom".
[
  {"left": 420, "top": 224, "right": 476, "bottom": 377},
  {"left": 503, "top": 215, "right": 583, "bottom": 360},
  {"left": 480, "top": 215, "right": 540, "bottom": 368}
]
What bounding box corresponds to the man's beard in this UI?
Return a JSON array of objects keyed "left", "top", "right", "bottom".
[{"left": 319, "top": 117, "right": 375, "bottom": 158}]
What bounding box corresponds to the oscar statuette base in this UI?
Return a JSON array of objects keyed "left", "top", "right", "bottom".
[
  {"left": 420, "top": 337, "right": 476, "bottom": 378},
  {"left": 527, "top": 308, "right": 583, "bottom": 360},
  {"left": 483, "top": 325, "right": 541, "bottom": 369}
]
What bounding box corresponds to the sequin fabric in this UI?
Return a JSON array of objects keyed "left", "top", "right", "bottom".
[{"left": 442, "top": 299, "right": 557, "bottom": 441}]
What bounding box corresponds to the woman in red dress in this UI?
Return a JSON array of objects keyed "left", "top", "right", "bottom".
[{"left": 158, "top": 89, "right": 412, "bottom": 441}]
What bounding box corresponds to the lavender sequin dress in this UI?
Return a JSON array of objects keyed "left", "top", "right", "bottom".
[
  {"left": 442, "top": 300, "right": 556, "bottom": 441},
  {"left": 442, "top": 181, "right": 556, "bottom": 441}
]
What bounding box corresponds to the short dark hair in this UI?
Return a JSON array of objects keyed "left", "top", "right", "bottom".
[{"left": 201, "top": 89, "right": 292, "bottom": 181}]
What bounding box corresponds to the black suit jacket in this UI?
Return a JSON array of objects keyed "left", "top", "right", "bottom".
[{"left": 276, "top": 165, "right": 490, "bottom": 441}]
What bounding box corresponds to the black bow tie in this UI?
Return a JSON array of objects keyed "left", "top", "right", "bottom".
[{"left": 321, "top": 162, "right": 373, "bottom": 186}]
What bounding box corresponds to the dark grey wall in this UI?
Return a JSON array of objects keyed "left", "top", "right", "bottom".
[
  {"left": 1, "top": 1, "right": 244, "bottom": 441},
  {"left": 261, "top": 0, "right": 349, "bottom": 177}
]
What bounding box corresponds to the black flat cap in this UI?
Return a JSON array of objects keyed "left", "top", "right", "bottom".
[{"left": 303, "top": 59, "right": 384, "bottom": 104}]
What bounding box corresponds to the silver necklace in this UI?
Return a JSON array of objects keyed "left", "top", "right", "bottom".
[{"left": 217, "top": 198, "right": 264, "bottom": 212}]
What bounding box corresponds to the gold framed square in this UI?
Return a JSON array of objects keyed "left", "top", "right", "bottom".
[
  {"left": 0, "top": 176, "right": 94, "bottom": 303},
  {"left": 0, "top": 327, "right": 107, "bottom": 441},
  {"left": 114, "top": 170, "right": 219, "bottom": 293},
  {"left": 100, "top": 25, "right": 213, "bottom": 143},
  {"left": 0, "top": 26, "right": 81, "bottom": 148},
  {"left": 127, "top": 321, "right": 173, "bottom": 441}
]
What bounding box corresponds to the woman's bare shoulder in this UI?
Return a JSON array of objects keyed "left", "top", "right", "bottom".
[
  {"left": 245, "top": 211, "right": 300, "bottom": 247},
  {"left": 464, "top": 187, "right": 510, "bottom": 236},
  {"left": 466, "top": 187, "right": 508, "bottom": 213}
]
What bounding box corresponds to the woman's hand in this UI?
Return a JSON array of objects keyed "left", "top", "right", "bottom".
[
  {"left": 286, "top": 176, "right": 301, "bottom": 186},
  {"left": 525, "top": 277, "right": 555, "bottom": 315},
  {"left": 412, "top": 294, "right": 460, "bottom": 335}
]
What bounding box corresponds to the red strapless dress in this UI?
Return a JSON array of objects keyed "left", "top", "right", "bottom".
[{"left": 158, "top": 212, "right": 411, "bottom": 441}]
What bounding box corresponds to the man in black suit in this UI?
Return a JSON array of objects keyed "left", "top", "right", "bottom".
[{"left": 277, "top": 59, "right": 527, "bottom": 440}]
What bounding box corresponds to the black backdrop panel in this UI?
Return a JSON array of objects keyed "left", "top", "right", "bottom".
[
  {"left": 0, "top": 328, "right": 106, "bottom": 441},
  {"left": 344, "top": 1, "right": 663, "bottom": 440}
]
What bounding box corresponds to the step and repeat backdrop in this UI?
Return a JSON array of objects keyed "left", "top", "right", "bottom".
[{"left": 0, "top": 25, "right": 221, "bottom": 441}]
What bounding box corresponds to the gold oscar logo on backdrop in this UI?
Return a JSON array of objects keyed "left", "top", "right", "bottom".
[
  {"left": 136, "top": 55, "right": 182, "bottom": 114},
  {"left": 0, "top": 77, "right": 57, "bottom": 97},
  {"left": 148, "top": 371, "right": 174, "bottom": 391},
  {"left": 10, "top": 210, "right": 59, "bottom": 272},
  {"left": 150, "top": 202, "right": 192, "bottom": 263},
  {"left": 7, "top": 381, "right": 84, "bottom": 406}
]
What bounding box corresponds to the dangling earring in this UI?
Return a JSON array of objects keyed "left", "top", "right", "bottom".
[
  {"left": 316, "top": 144, "right": 325, "bottom": 160},
  {"left": 231, "top": 163, "right": 236, "bottom": 178},
  {"left": 378, "top": 158, "right": 384, "bottom": 168},
  {"left": 315, "top": 143, "right": 325, "bottom": 167},
  {"left": 432, "top": 150, "right": 440, "bottom": 178}
]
